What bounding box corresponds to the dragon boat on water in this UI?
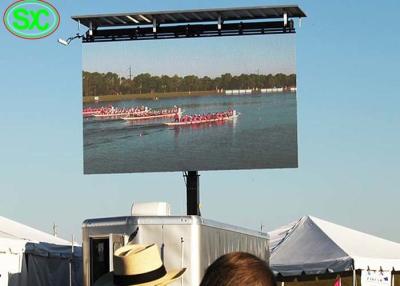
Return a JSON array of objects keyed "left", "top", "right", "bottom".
[
  {"left": 93, "top": 108, "right": 149, "bottom": 119},
  {"left": 83, "top": 108, "right": 103, "bottom": 117},
  {"left": 164, "top": 110, "right": 238, "bottom": 126},
  {"left": 83, "top": 106, "right": 149, "bottom": 118},
  {"left": 122, "top": 108, "right": 182, "bottom": 121}
]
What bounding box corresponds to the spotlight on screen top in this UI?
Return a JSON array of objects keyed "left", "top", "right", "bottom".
[
  {"left": 57, "top": 33, "right": 84, "bottom": 46},
  {"left": 58, "top": 38, "right": 69, "bottom": 46}
]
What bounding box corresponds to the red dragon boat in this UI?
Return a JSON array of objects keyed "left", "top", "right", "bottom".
[
  {"left": 122, "top": 108, "right": 182, "bottom": 121},
  {"left": 164, "top": 110, "right": 238, "bottom": 126}
]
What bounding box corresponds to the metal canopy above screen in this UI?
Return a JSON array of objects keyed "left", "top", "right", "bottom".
[
  {"left": 73, "top": 5, "right": 306, "bottom": 28},
  {"left": 72, "top": 5, "right": 306, "bottom": 43}
]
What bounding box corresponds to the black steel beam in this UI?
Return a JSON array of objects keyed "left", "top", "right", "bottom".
[{"left": 83, "top": 20, "right": 294, "bottom": 43}]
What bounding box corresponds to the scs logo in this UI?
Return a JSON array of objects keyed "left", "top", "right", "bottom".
[{"left": 3, "top": 0, "right": 60, "bottom": 39}]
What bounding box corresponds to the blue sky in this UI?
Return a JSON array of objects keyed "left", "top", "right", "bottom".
[
  {"left": 0, "top": 0, "right": 399, "bottom": 243},
  {"left": 83, "top": 35, "right": 296, "bottom": 77}
]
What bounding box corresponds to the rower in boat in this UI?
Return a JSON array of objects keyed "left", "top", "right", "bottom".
[{"left": 122, "top": 106, "right": 182, "bottom": 121}]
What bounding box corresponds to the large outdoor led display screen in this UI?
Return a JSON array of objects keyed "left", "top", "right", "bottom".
[{"left": 82, "top": 35, "right": 297, "bottom": 173}]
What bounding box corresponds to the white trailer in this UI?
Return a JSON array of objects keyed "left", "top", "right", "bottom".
[{"left": 82, "top": 215, "right": 269, "bottom": 286}]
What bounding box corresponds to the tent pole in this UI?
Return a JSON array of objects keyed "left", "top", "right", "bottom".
[
  {"left": 353, "top": 269, "right": 356, "bottom": 286},
  {"left": 69, "top": 259, "right": 72, "bottom": 286},
  {"left": 392, "top": 272, "right": 395, "bottom": 286},
  {"left": 70, "top": 234, "right": 75, "bottom": 286}
]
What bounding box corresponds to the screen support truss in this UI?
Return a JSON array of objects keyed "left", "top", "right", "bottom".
[
  {"left": 83, "top": 20, "right": 295, "bottom": 43},
  {"left": 73, "top": 5, "right": 306, "bottom": 44}
]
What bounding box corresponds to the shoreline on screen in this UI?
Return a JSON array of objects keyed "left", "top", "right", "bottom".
[{"left": 83, "top": 89, "right": 296, "bottom": 103}]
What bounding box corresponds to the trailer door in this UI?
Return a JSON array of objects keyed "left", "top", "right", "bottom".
[{"left": 90, "top": 238, "right": 109, "bottom": 285}]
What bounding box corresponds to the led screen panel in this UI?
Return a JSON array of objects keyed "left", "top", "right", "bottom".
[{"left": 83, "top": 35, "right": 297, "bottom": 173}]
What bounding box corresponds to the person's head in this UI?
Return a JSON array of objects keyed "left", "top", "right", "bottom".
[{"left": 200, "top": 252, "right": 276, "bottom": 286}]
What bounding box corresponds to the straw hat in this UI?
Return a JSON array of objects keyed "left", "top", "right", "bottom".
[{"left": 94, "top": 244, "right": 186, "bottom": 286}]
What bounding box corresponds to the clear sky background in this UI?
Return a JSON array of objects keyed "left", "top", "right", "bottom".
[
  {"left": 83, "top": 34, "right": 296, "bottom": 77},
  {"left": 0, "top": 0, "right": 399, "bottom": 243}
]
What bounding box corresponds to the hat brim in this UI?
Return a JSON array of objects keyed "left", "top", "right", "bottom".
[{"left": 94, "top": 268, "right": 186, "bottom": 286}]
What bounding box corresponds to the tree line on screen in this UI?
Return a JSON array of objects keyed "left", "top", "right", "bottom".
[{"left": 83, "top": 71, "right": 296, "bottom": 97}]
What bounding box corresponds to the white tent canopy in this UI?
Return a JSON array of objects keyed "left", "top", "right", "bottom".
[
  {"left": 0, "top": 216, "right": 82, "bottom": 286},
  {"left": 0, "top": 215, "right": 82, "bottom": 258},
  {"left": 0, "top": 216, "right": 72, "bottom": 246},
  {"left": 269, "top": 216, "right": 400, "bottom": 277}
]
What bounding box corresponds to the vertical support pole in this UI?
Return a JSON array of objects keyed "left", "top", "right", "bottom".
[
  {"left": 353, "top": 269, "right": 357, "bottom": 286},
  {"left": 186, "top": 171, "right": 200, "bottom": 216},
  {"left": 70, "top": 235, "right": 74, "bottom": 286},
  {"left": 89, "top": 22, "right": 93, "bottom": 36},
  {"left": 69, "top": 260, "right": 72, "bottom": 286},
  {"left": 180, "top": 237, "right": 184, "bottom": 286},
  {"left": 153, "top": 18, "right": 157, "bottom": 33}
]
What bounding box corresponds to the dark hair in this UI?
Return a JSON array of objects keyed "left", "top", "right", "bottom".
[{"left": 200, "top": 252, "right": 276, "bottom": 286}]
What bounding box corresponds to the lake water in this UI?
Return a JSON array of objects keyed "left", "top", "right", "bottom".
[{"left": 83, "top": 92, "right": 298, "bottom": 173}]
